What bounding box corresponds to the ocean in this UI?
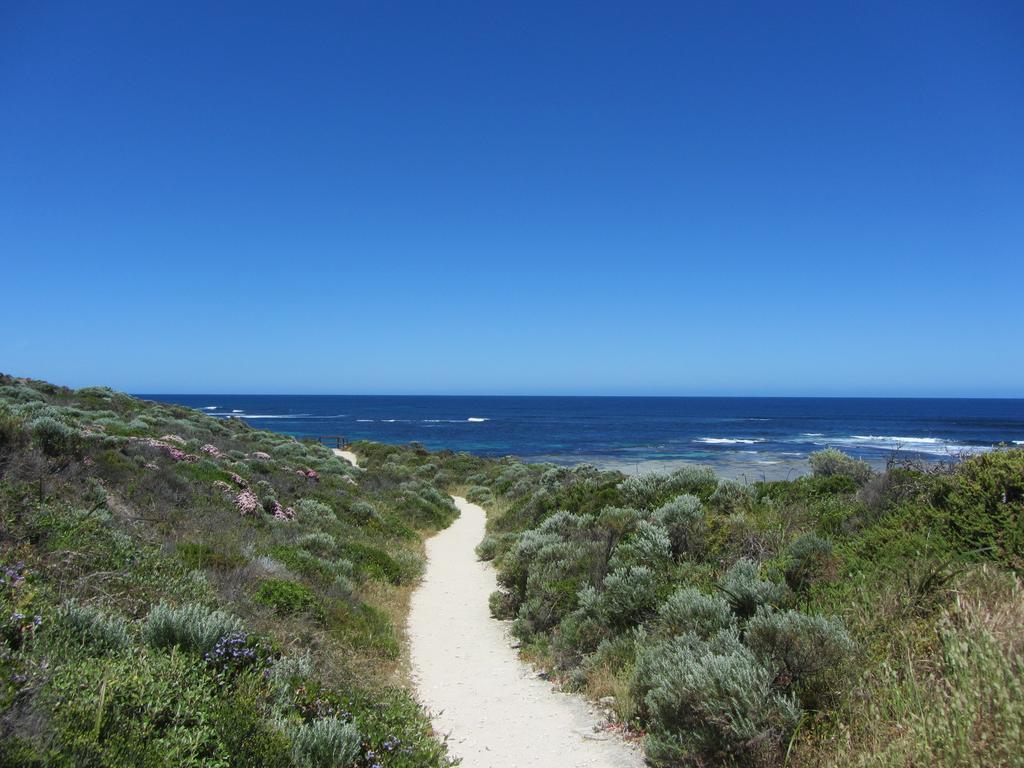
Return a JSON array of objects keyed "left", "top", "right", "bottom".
[{"left": 139, "top": 395, "right": 1024, "bottom": 480}]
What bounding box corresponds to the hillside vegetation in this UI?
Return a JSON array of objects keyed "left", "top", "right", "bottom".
[
  {"left": 357, "top": 442, "right": 1024, "bottom": 768},
  {"left": 2, "top": 374, "right": 1022, "bottom": 767},
  {"left": 0, "top": 375, "right": 457, "bottom": 767}
]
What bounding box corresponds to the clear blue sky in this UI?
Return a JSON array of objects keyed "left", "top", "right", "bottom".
[{"left": 2, "top": 1, "right": 1022, "bottom": 396}]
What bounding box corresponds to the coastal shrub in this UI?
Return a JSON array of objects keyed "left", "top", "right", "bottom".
[
  {"left": 295, "top": 498, "right": 337, "bottom": 526},
  {"left": 664, "top": 464, "right": 719, "bottom": 499},
  {"left": 297, "top": 532, "right": 337, "bottom": 554},
  {"left": 29, "top": 415, "right": 81, "bottom": 456},
  {"left": 745, "top": 607, "right": 852, "bottom": 697},
  {"left": 608, "top": 520, "right": 672, "bottom": 571},
  {"left": 466, "top": 485, "right": 493, "bottom": 505},
  {"left": 641, "top": 641, "right": 800, "bottom": 767},
  {"left": 41, "top": 649, "right": 232, "bottom": 765},
  {"left": 489, "top": 589, "right": 517, "bottom": 620},
  {"left": 601, "top": 565, "right": 659, "bottom": 630},
  {"left": 709, "top": 479, "right": 755, "bottom": 514},
  {"left": 927, "top": 449, "right": 1024, "bottom": 560},
  {"left": 476, "top": 534, "right": 501, "bottom": 561},
  {"left": 719, "top": 558, "right": 784, "bottom": 619},
  {"left": 350, "top": 500, "right": 377, "bottom": 522},
  {"left": 657, "top": 587, "right": 735, "bottom": 640},
  {"left": 253, "top": 579, "right": 321, "bottom": 617},
  {"left": 809, "top": 448, "right": 873, "bottom": 485},
  {"left": 59, "top": 601, "right": 132, "bottom": 651},
  {"left": 652, "top": 494, "right": 705, "bottom": 558},
  {"left": 290, "top": 717, "right": 362, "bottom": 768},
  {"left": 783, "top": 532, "right": 834, "bottom": 591},
  {"left": 618, "top": 473, "right": 665, "bottom": 509},
  {"left": 142, "top": 601, "right": 244, "bottom": 655}
]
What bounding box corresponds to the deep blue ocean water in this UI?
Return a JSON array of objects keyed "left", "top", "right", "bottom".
[{"left": 140, "top": 395, "right": 1024, "bottom": 480}]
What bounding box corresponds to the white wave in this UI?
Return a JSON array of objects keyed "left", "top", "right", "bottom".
[
  {"left": 467, "top": 417, "right": 489, "bottom": 422},
  {"left": 826, "top": 435, "right": 991, "bottom": 456},
  {"left": 231, "top": 409, "right": 243, "bottom": 413},
  {"left": 202, "top": 406, "right": 218, "bottom": 410},
  {"left": 801, "top": 432, "right": 824, "bottom": 437},
  {"left": 695, "top": 437, "right": 763, "bottom": 445},
  {"left": 212, "top": 413, "right": 309, "bottom": 419},
  {"left": 356, "top": 419, "right": 374, "bottom": 422},
  {"left": 1014, "top": 440, "right": 1024, "bottom": 445}
]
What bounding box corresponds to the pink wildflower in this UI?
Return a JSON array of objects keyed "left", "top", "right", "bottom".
[
  {"left": 296, "top": 467, "right": 319, "bottom": 481},
  {"left": 213, "top": 480, "right": 232, "bottom": 493},
  {"left": 229, "top": 472, "right": 249, "bottom": 488},
  {"left": 234, "top": 490, "right": 260, "bottom": 516},
  {"left": 160, "top": 434, "right": 186, "bottom": 445},
  {"left": 200, "top": 443, "right": 221, "bottom": 457},
  {"left": 250, "top": 451, "right": 271, "bottom": 460},
  {"left": 267, "top": 499, "right": 296, "bottom": 521}
]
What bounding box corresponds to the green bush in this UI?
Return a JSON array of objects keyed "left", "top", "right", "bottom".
[
  {"left": 719, "top": 558, "right": 784, "bottom": 619},
  {"left": 289, "top": 717, "right": 362, "bottom": 768},
  {"left": 653, "top": 494, "right": 705, "bottom": 558},
  {"left": 295, "top": 499, "right": 337, "bottom": 527},
  {"left": 29, "top": 415, "right": 81, "bottom": 456},
  {"left": 657, "top": 587, "right": 735, "bottom": 640},
  {"left": 608, "top": 520, "right": 672, "bottom": 571},
  {"left": 636, "top": 637, "right": 799, "bottom": 766},
  {"left": 927, "top": 449, "right": 1024, "bottom": 561},
  {"left": 142, "top": 601, "right": 244, "bottom": 655},
  {"left": 601, "top": 565, "right": 659, "bottom": 630},
  {"left": 466, "top": 485, "right": 494, "bottom": 504},
  {"left": 59, "top": 601, "right": 132, "bottom": 651},
  {"left": 745, "top": 607, "right": 852, "bottom": 698},
  {"left": 809, "top": 448, "right": 873, "bottom": 484},
  {"left": 783, "top": 532, "right": 834, "bottom": 591},
  {"left": 253, "top": 579, "right": 321, "bottom": 617}
]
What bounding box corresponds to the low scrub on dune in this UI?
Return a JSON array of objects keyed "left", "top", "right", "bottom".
[
  {"left": 377, "top": 443, "right": 1024, "bottom": 768},
  {"left": 0, "top": 374, "right": 456, "bottom": 767}
]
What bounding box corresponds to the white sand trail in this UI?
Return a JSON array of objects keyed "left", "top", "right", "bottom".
[
  {"left": 409, "top": 496, "right": 643, "bottom": 768},
  {"left": 331, "top": 448, "right": 360, "bottom": 467}
]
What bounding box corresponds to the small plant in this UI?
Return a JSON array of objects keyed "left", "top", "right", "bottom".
[
  {"left": 783, "top": 532, "right": 834, "bottom": 591},
  {"left": 809, "top": 448, "right": 873, "bottom": 484},
  {"left": 295, "top": 499, "right": 337, "bottom": 526},
  {"left": 59, "top": 601, "right": 132, "bottom": 651},
  {"left": 601, "top": 565, "right": 659, "bottom": 630},
  {"left": 254, "top": 578, "right": 321, "bottom": 617},
  {"left": 641, "top": 642, "right": 800, "bottom": 767},
  {"left": 142, "top": 601, "right": 244, "bottom": 655},
  {"left": 657, "top": 587, "right": 735, "bottom": 640},
  {"left": 652, "top": 494, "right": 705, "bottom": 558},
  {"left": 744, "top": 607, "right": 853, "bottom": 692},
  {"left": 290, "top": 716, "right": 362, "bottom": 768},
  {"left": 29, "top": 415, "right": 81, "bottom": 456},
  {"left": 719, "top": 558, "right": 784, "bottom": 619}
]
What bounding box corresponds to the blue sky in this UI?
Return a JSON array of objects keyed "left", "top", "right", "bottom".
[{"left": 2, "top": 1, "right": 1022, "bottom": 396}]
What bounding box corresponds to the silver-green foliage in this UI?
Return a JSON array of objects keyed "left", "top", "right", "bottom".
[
  {"left": 657, "top": 587, "right": 735, "bottom": 640},
  {"left": 809, "top": 448, "right": 873, "bottom": 484},
  {"left": 142, "top": 601, "right": 244, "bottom": 655},
  {"left": 601, "top": 565, "right": 659, "bottom": 629},
  {"left": 652, "top": 494, "right": 704, "bottom": 558},
  {"left": 720, "top": 558, "right": 785, "bottom": 619},
  {"left": 59, "top": 601, "right": 132, "bottom": 651},
  {"left": 609, "top": 520, "right": 672, "bottom": 571},
  {"left": 745, "top": 607, "right": 853, "bottom": 687},
  {"left": 640, "top": 639, "right": 801, "bottom": 767},
  {"left": 290, "top": 717, "right": 362, "bottom": 768}
]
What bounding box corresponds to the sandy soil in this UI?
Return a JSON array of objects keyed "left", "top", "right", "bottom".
[
  {"left": 331, "top": 448, "right": 360, "bottom": 467},
  {"left": 408, "top": 496, "right": 644, "bottom": 768}
]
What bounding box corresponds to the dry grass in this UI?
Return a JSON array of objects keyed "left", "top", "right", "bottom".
[{"left": 791, "top": 566, "right": 1024, "bottom": 768}]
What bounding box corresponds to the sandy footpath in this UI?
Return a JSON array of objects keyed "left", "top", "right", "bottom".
[
  {"left": 408, "top": 496, "right": 644, "bottom": 768},
  {"left": 332, "top": 448, "right": 360, "bottom": 467}
]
